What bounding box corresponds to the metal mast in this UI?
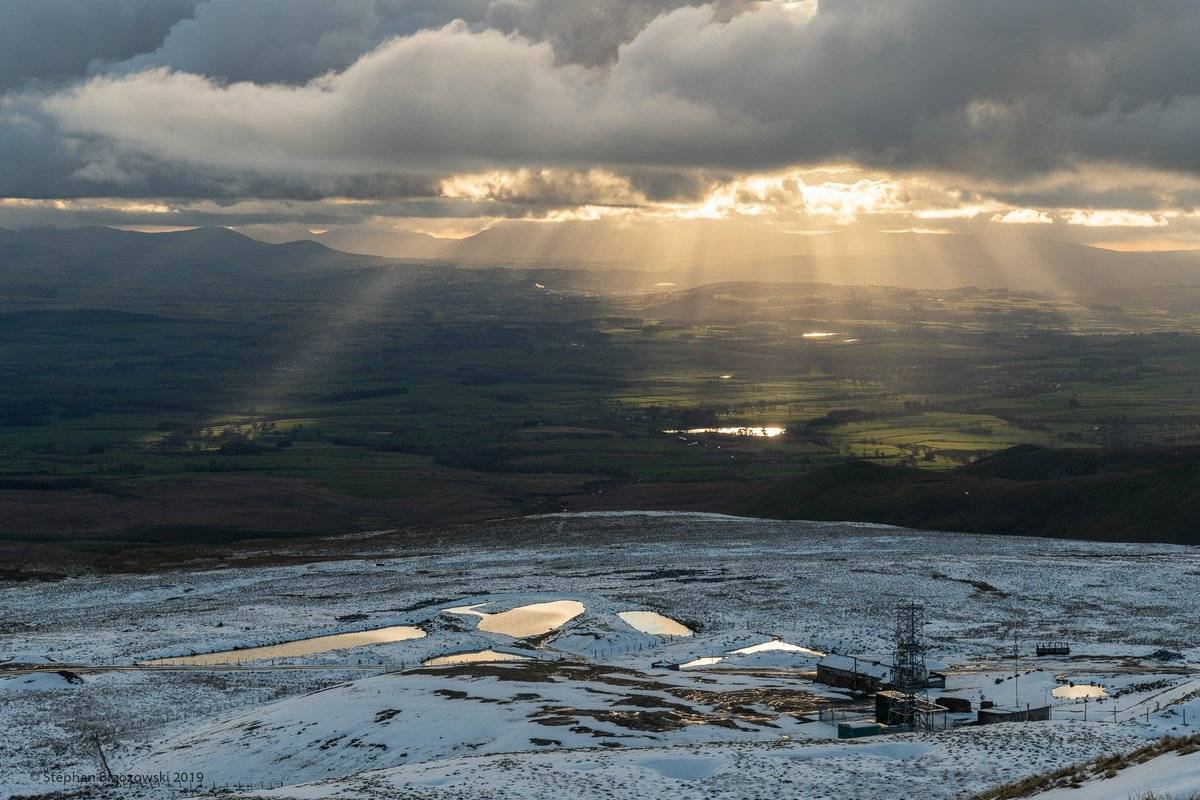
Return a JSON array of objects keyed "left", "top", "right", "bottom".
[{"left": 888, "top": 602, "right": 930, "bottom": 729}]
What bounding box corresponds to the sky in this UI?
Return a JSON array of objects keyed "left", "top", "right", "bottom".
[{"left": 2, "top": 0, "right": 1200, "bottom": 251}]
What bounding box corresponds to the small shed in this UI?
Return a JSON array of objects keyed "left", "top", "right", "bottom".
[
  {"left": 1036, "top": 642, "right": 1071, "bottom": 656},
  {"left": 837, "top": 720, "right": 884, "bottom": 739},
  {"left": 977, "top": 705, "right": 1051, "bottom": 724},
  {"left": 936, "top": 695, "right": 973, "bottom": 713}
]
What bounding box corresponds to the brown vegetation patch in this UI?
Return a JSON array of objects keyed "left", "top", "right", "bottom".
[{"left": 971, "top": 733, "right": 1200, "bottom": 799}]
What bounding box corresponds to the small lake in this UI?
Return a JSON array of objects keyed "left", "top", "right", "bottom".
[
  {"left": 443, "top": 600, "right": 585, "bottom": 638},
  {"left": 423, "top": 649, "right": 530, "bottom": 667},
  {"left": 1052, "top": 683, "right": 1108, "bottom": 699},
  {"left": 618, "top": 611, "right": 693, "bottom": 636},
  {"left": 140, "top": 625, "right": 427, "bottom": 666},
  {"left": 663, "top": 426, "right": 785, "bottom": 437}
]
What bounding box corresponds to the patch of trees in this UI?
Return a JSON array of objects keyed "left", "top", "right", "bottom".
[
  {"left": 0, "top": 477, "right": 92, "bottom": 491},
  {"left": 960, "top": 425, "right": 993, "bottom": 436},
  {"left": 0, "top": 401, "right": 52, "bottom": 426},
  {"left": 641, "top": 405, "right": 723, "bottom": 428},
  {"left": 319, "top": 386, "right": 410, "bottom": 403},
  {"left": 190, "top": 459, "right": 253, "bottom": 473},
  {"left": 806, "top": 408, "right": 879, "bottom": 427},
  {"left": 217, "top": 435, "right": 263, "bottom": 455},
  {"left": 425, "top": 445, "right": 520, "bottom": 472}
]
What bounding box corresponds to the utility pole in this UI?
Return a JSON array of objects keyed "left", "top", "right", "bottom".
[{"left": 1012, "top": 631, "right": 1019, "bottom": 709}]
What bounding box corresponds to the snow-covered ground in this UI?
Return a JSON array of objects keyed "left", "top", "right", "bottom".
[
  {"left": 2, "top": 513, "right": 1197, "bottom": 799},
  {"left": 242, "top": 723, "right": 1145, "bottom": 800},
  {"left": 1037, "top": 749, "right": 1200, "bottom": 799}
]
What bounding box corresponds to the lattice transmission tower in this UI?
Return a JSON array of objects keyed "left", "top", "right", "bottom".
[{"left": 888, "top": 602, "right": 930, "bottom": 729}]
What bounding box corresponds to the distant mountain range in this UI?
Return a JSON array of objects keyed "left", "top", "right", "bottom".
[
  {"left": 0, "top": 225, "right": 393, "bottom": 311},
  {"left": 237, "top": 224, "right": 451, "bottom": 260},
  {"left": 238, "top": 219, "right": 1200, "bottom": 292},
  {"left": 4, "top": 223, "right": 1200, "bottom": 295},
  {"left": 0, "top": 224, "right": 363, "bottom": 268},
  {"left": 0, "top": 224, "right": 377, "bottom": 280}
]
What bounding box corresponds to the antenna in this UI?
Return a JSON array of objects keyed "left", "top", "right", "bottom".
[{"left": 888, "top": 602, "right": 930, "bottom": 729}]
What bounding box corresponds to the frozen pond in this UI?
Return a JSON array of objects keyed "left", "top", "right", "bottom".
[
  {"left": 1052, "top": 683, "right": 1108, "bottom": 699},
  {"left": 679, "top": 656, "right": 724, "bottom": 669},
  {"left": 618, "top": 611, "right": 692, "bottom": 636},
  {"left": 443, "top": 600, "right": 585, "bottom": 638},
  {"left": 140, "top": 625, "right": 427, "bottom": 665},
  {"left": 423, "top": 649, "right": 530, "bottom": 667}
]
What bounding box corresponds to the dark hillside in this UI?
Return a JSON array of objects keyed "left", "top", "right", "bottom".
[{"left": 737, "top": 446, "right": 1200, "bottom": 545}]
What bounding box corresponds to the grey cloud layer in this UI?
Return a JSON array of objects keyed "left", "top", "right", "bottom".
[
  {"left": 25, "top": 0, "right": 706, "bottom": 86},
  {"left": 0, "top": 0, "right": 200, "bottom": 91},
  {"left": 2, "top": 0, "right": 1200, "bottom": 207}
]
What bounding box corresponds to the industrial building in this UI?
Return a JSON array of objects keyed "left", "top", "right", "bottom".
[
  {"left": 815, "top": 654, "right": 947, "bottom": 693},
  {"left": 874, "top": 691, "right": 957, "bottom": 729},
  {"left": 816, "top": 654, "right": 892, "bottom": 692}
]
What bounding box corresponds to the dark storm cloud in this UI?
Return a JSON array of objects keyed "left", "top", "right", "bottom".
[
  {"left": 990, "top": 184, "right": 1197, "bottom": 215},
  {"left": 0, "top": 0, "right": 199, "bottom": 91},
  {"left": 3, "top": 0, "right": 1200, "bottom": 209},
  {"left": 601, "top": 0, "right": 1200, "bottom": 175},
  {"left": 622, "top": 169, "right": 726, "bottom": 203},
  {"left": 481, "top": 0, "right": 717, "bottom": 67},
  {"left": 0, "top": 107, "right": 443, "bottom": 201},
  {"left": 0, "top": 0, "right": 709, "bottom": 91},
  {"left": 99, "top": 0, "right": 708, "bottom": 83},
  {"left": 104, "top": 0, "right": 492, "bottom": 84}
]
